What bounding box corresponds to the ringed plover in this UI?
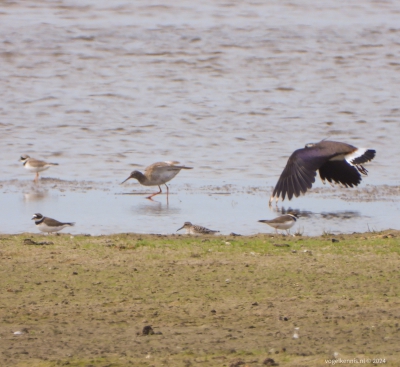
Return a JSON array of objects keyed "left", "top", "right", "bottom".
[
  {"left": 20, "top": 155, "right": 59, "bottom": 182},
  {"left": 258, "top": 213, "right": 298, "bottom": 234},
  {"left": 32, "top": 213, "right": 74, "bottom": 234}
]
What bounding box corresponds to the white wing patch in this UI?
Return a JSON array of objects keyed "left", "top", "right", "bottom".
[
  {"left": 164, "top": 161, "right": 180, "bottom": 165},
  {"left": 345, "top": 148, "right": 367, "bottom": 166}
]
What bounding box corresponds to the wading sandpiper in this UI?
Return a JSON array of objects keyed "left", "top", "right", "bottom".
[
  {"left": 121, "top": 161, "right": 193, "bottom": 200},
  {"left": 177, "top": 222, "right": 219, "bottom": 235}
]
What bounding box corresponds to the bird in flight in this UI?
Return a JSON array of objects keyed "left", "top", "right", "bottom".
[{"left": 269, "top": 140, "right": 376, "bottom": 204}]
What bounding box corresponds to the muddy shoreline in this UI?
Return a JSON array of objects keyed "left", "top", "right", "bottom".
[{"left": 1, "top": 231, "right": 399, "bottom": 366}]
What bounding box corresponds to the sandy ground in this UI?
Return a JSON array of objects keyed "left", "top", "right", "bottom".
[{"left": 1, "top": 231, "right": 399, "bottom": 366}]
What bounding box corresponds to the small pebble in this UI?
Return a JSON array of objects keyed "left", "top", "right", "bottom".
[{"left": 13, "top": 328, "right": 29, "bottom": 335}]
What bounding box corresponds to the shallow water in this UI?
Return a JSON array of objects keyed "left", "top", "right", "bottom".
[
  {"left": 0, "top": 1, "right": 399, "bottom": 235},
  {"left": 1, "top": 179, "right": 399, "bottom": 236}
]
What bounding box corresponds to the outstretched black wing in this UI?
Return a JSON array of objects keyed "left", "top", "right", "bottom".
[
  {"left": 271, "top": 147, "right": 330, "bottom": 201},
  {"left": 270, "top": 141, "right": 376, "bottom": 202},
  {"left": 318, "top": 160, "right": 361, "bottom": 187}
]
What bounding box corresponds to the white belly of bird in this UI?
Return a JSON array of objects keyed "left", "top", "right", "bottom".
[
  {"left": 187, "top": 227, "right": 206, "bottom": 234},
  {"left": 25, "top": 164, "right": 50, "bottom": 173},
  {"left": 269, "top": 220, "right": 294, "bottom": 230},
  {"left": 37, "top": 223, "right": 69, "bottom": 233},
  {"left": 159, "top": 172, "right": 179, "bottom": 183}
]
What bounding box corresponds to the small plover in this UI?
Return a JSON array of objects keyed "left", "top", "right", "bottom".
[
  {"left": 20, "top": 155, "right": 59, "bottom": 182},
  {"left": 32, "top": 213, "right": 74, "bottom": 234},
  {"left": 258, "top": 213, "right": 298, "bottom": 234}
]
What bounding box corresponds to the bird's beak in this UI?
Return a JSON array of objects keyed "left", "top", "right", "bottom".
[
  {"left": 176, "top": 226, "right": 184, "bottom": 232},
  {"left": 120, "top": 175, "right": 132, "bottom": 185}
]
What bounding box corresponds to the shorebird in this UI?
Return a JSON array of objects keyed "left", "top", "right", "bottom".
[
  {"left": 31, "top": 213, "right": 75, "bottom": 234},
  {"left": 258, "top": 213, "right": 298, "bottom": 234},
  {"left": 121, "top": 161, "right": 193, "bottom": 200},
  {"left": 20, "top": 155, "right": 59, "bottom": 182},
  {"left": 269, "top": 140, "right": 376, "bottom": 204},
  {"left": 177, "top": 222, "right": 220, "bottom": 235}
]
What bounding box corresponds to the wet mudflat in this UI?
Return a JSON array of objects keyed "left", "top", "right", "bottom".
[
  {"left": 1, "top": 231, "right": 399, "bottom": 366},
  {"left": 1, "top": 1, "right": 400, "bottom": 187}
]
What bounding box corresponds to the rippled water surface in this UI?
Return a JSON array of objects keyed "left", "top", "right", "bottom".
[{"left": 1, "top": 1, "right": 399, "bottom": 235}]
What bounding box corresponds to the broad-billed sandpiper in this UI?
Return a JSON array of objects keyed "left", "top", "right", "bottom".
[{"left": 177, "top": 222, "right": 219, "bottom": 235}]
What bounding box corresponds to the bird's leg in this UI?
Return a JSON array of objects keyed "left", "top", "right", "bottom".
[
  {"left": 146, "top": 185, "right": 162, "bottom": 200},
  {"left": 34, "top": 172, "right": 39, "bottom": 183},
  {"left": 269, "top": 195, "right": 279, "bottom": 207},
  {"left": 165, "top": 184, "right": 169, "bottom": 204}
]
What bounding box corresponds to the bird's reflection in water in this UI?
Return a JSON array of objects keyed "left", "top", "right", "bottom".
[
  {"left": 320, "top": 211, "right": 361, "bottom": 220},
  {"left": 281, "top": 207, "right": 313, "bottom": 218},
  {"left": 271, "top": 206, "right": 361, "bottom": 220},
  {"left": 270, "top": 206, "right": 313, "bottom": 218},
  {"left": 23, "top": 188, "right": 49, "bottom": 202},
  {"left": 132, "top": 200, "right": 181, "bottom": 217}
]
